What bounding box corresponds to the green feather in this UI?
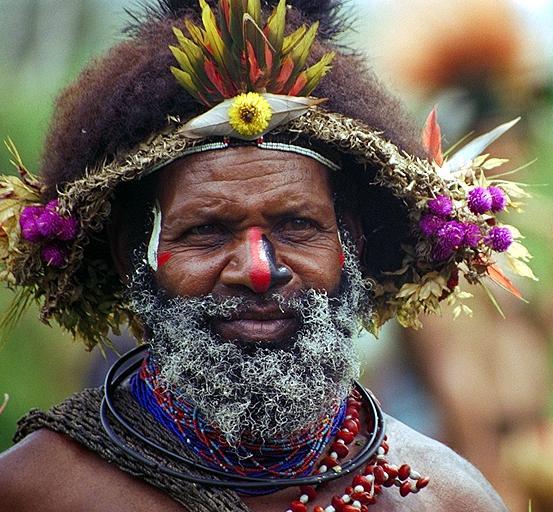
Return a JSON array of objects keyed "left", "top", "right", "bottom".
[
  {"left": 266, "top": 0, "right": 286, "bottom": 52},
  {"left": 199, "top": 0, "right": 228, "bottom": 70},
  {"left": 299, "top": 51, "right": 335, "bottom": 96},
  {"left": 282, "top": 25, "right": 307, "bottom": 55},
  {"left": 170, "top": 66, "right": 205, "bottom": 102}
]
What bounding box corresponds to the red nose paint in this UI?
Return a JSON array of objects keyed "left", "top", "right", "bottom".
[
  {"left": 157, "top": 251, "right": 173, "bottom": 269},
  {"left": 247, "top": 227, "right": 272, "bottom": 293}
]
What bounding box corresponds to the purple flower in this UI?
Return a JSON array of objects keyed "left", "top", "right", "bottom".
[
  {"left": 468, "top": 187, "right": 493, "bottom": 214},
  {"left": 428, "top": 195, "right": 453, "bottom": 218},
  {"left": 431, "top": 220, "right": 466, "bottom": 261},
  {"left": 57, "top": 217, "right": 79, "bottom": 241},
  {"left": 488, "top": 186, "right": 507, "bottom": 212},
  {"left": 36, "top": 208, "right": 63, "bottom": 238},
  {"left": 437, "top": 221, "right": 465, "bottom": 250},
  {"left": 19, "top": 205, "right": 44, "bottom": 242},
  {"left": 485, "top": 226, "right": 513, "bottom": 252},
  {"left": 419, "top": 214, "right": 445, "bottom": 237},
  {"left": 41, "top": 244, "right": 68, "bottom": 268},
  {"left": 45, "top": 199, "right": 59, "bottom": 211},
  {"left": 432, "top": 241, "right": 455, "bottom": 262},
  {"left": 462, "top": 223, "right": 482, "bottom": 248}
]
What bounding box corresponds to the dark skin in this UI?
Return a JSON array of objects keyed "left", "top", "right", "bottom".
[{"left": 0, "top": 148, "right": 507, "bottom": 511}]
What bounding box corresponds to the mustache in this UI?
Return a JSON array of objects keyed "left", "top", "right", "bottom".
[{"left": 160, "top": 290, "right": 322, "bottom": 321}]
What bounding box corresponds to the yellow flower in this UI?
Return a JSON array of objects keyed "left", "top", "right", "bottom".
[{"left": 228, "top": 92, "right": 272, "bottom": 137}]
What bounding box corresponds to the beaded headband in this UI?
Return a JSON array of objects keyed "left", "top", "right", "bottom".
[
  {"left": 0, "top": 0, "right": 535, "bottom": 350},
  {"left": 141, "top": 138, "right": 342, "bottom": 179}
]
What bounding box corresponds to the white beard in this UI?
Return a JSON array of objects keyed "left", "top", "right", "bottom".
[{"left": 128, "top": 235, "right": 372, "bottom": 445}]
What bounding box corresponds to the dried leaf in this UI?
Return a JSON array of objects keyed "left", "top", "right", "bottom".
[
  {"left": 507, "top": 241, "right": 532, "bottom": 262},
  {"left": 505, "top": 254, "right": 538, "bottom": 281},
  {"left": 482, "top": 158, "right": 509, "bottom": 170}
]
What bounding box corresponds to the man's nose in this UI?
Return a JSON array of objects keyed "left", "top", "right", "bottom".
[{"left": 220, "top": 227, "right": 293, "bottom": 293}]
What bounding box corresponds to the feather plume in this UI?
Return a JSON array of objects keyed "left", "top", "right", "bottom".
[
  {"left": 170, "top": 0, "right": 335, "bottom": 105},
  {"left": 125, "top": 0, "right": 347, "bottom": 41}
]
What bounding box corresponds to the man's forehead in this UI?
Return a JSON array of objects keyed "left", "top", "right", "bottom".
[{"left": 156, "top": 147, "right": 334, "bottom": 205}]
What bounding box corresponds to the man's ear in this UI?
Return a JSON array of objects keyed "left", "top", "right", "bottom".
[{"left": 107, "top": 206, "right": 131, "bottom": 283}]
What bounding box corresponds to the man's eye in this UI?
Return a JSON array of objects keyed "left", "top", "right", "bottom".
[
  {"left": 183, "top": 224, "right": 226, "bottom": 238},
  {"left": 280, "top": 218, "right": 316, "bottom": 232}
]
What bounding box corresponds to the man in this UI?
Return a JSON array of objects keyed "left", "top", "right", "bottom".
[{"left": 0, "top": 0, "right": 526, "bottom": 510}]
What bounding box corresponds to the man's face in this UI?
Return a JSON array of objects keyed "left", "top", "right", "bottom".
[
  {"left": 129, "top": 147, "right": 368, "bottom": 442},
  {"left": 154, "top": 146, "right": 343, "bottom": 346}
]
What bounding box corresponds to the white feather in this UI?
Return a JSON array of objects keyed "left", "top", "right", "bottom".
[
  {"left": 181, "top": 93, "right": 322, "bottom": 140},
  {"left": 441, "top": 117, "right": 521, "bottom": 177},
  {"left": 147, "top": 202, "right": 163, "bottom": 271}
]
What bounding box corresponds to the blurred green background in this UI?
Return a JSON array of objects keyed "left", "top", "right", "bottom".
[
  {"left": 0, "top": 3, "right": 552, "bottom": 497},
  {"left": 0, "top": 0, "right": 133, "bottom": 449}
]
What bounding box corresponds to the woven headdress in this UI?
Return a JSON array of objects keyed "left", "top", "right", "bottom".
[{"left": 0, "top": 0, "right": 535, "bottom": 350}]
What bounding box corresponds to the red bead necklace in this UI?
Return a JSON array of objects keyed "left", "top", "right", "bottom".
[{"left": 285, "top": 388, "right": 430, "bottom": 512}]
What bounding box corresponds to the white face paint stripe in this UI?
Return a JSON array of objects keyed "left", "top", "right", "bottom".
[{"left": 147, "top": 202, "right": 163, "bottom": 271}]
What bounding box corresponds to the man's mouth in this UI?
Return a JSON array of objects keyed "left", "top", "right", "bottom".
[{"left": 211, "top": 306, "right": 299, "bottom": 346}]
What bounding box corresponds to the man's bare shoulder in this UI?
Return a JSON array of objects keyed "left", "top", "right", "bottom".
[
  {"left": 0, "top": 429, "right": 183, "bottom": 512},
  {"left": 381, "top": 414, "right": 508, "bottom": 511}
]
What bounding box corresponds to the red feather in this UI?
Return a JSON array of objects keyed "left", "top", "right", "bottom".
[
  {"left": 422, "top": 107, "right": 444, "bottom": 166},
  {"left": 204, "top": 59, "right": 229, "bottom": 97},
  {"left": 274, "top": 57, "right": 294, "bottom": 93},
  {"left": 221, "top": 0, "right": 230, "bottom": 31},
  {"left": 288, "top": 72, "right": 308, "bottom": 96},
  {"left": 487, "top": 264, "right": 523, "bottom": 299},
  {"left": 247, "top": 41, "right": 264, "bottom": 85},
  {"left": 264, "top": 42, "right": 273, "bottom": 74}
]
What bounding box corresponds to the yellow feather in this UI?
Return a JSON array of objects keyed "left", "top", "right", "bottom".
[
  {"left": 184, "top": 19, "right": 207, "bottom": 48},
  {"left": 169, "top": 46, "right": 204, "bottom": 89},
  {"left": 172, "top": 26, "right": 188, "bottom": 47},
  {"left": 172, "top": 30, "right": 206, "bottom": 67},
  {"left": 199, "top": 0, "right": 227, "bottom": 68},
  {"left": 247, "top": 0, "right": 261, "bottom": 25}
]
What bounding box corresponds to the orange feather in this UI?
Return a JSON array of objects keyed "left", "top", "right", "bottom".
[
  {"left": 487, "top": 264, "right": 523, "bottom": 299},
  {"left": 422, "top": 107, "right": 444, "bottom": 166}
]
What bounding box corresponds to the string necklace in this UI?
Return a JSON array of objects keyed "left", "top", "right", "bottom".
[
  {"left": 131, "top": 357, "right": 346, "bottom": 494},
  {"left": 101, "top": 345, "right": 429, "bottom": 509}
]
